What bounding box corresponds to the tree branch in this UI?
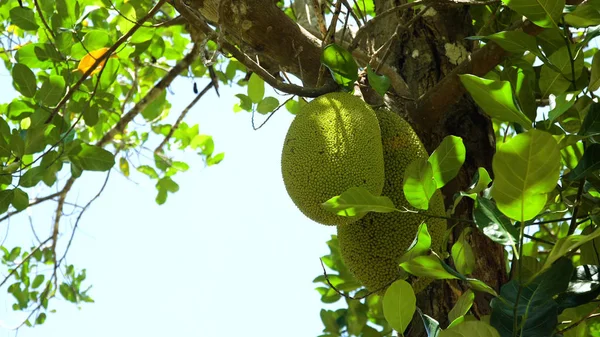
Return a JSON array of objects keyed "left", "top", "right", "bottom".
[
  {"left": 154, "top": 81, "right": 214, "bottom": 154},
  {"left": 46, "top": 0, "right": 168, "bottom": 122},
  {"left": 0, "top": 236, "right": 52, "bottom": 288},
  {"left": 175, "top": 0, "right": 338, "bottom": 97},
  {"left": 412, "top": 20, "right": 544, "bottom": 131},
  {"left": 96, "top": 43, "right": 201, "bottom": 147}
]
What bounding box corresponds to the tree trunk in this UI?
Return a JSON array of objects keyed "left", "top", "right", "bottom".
[
  {"left": 363, "top": 2, "right": 508, "bottom": 334},
  {"left": 176, "top": 1, "right": 509, "bottom": 335}
]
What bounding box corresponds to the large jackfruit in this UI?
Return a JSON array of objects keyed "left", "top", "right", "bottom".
[
  {"left": 281, "top": 92, "right": 385, "bottom": 226},
  {"left": 337, "top": 108, "right": 447, "bottom": 293}
]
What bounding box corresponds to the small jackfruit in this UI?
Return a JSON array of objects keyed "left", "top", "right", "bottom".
[
  {"left": 337, "top": 108, "right": 447, "bottom": 293},
  {"left": 281, "top": 92, "right": 385, "bottom": 226}
]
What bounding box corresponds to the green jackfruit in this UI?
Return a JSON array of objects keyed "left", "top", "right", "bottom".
[
  {"left": 281, "top": 92, "right": 385, "bottom": 226},
  {"left": 337, "top": 108, "right": 447, "bottom": 293}
]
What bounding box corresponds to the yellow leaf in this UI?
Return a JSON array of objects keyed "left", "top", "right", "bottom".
[{"left": 77, "top": 47, "right": 116, "bottom": 75}]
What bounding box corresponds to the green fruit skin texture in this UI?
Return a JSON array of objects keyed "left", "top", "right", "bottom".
[
  {"left": 281, "top": 92, "right": 385, "bottom": 226},
  {"left": 337, "top": 108, "right": 447, "bottom": 293}
]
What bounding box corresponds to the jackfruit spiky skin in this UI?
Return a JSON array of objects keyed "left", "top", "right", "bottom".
[
  {"left": 337, "top": 108, "right": 447, "bottom": 293},
  {"left": 281, "top": 92, "right": 385, "bottom": 226}
]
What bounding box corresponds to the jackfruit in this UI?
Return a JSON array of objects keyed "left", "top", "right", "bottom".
[
  {"left": 337, "top": 108, "right": 447, "bottom": 293},
  {"left": 281, "top": 92, "right": 385, "bottom": 226}
]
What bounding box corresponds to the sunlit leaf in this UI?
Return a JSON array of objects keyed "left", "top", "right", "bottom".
[
  {"left": 491, "top": 129, "right": 560, "bottom": 221},
  {"left": 12, "top": 63, "right": 37, "bottom": 97},
  {"left": 69, "top": 144, "right": 115, "bottom": 171},
  {"left": 459, "top": 74, "right": 532, "bottom": 128},
  {"left": 321, "top": 43, "right": 358, "bottom": 89},
  {"left": 428, "top": 135, "right": 466, "bottom": 189},
  {"left": 383, "top": 280, "right": 416, "bottom": 334},
  {"left": 501, "top": 0, "right": 564, "bottom": 28},
  {"left": 248, "top": 73, "right": 265, "bottom": 104},
  {"left": 367, "top": 65, "right": 391, "bottom": 96},
  {"left": 322, "top": 186, "right": 397, "bottom": 217},
  {"left": 403, "top": 158, "right": 436, "bottom": 210},
  {"left": 399, "top": 222, "right": 432, "bottom": 264},
  {"left": 452, "top": 228, "right": 476, "bottom": 276}
]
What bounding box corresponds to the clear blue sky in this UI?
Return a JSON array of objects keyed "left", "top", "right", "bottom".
[{"left": 0, "top": 63, "right": 339, "bottom": 336}]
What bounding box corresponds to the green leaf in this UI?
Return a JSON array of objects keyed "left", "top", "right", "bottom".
[
  {"left": 555, "top": 264, "right": 600, "bottom": 310},
  {"left": 428, "top": 136, "right": 466, "bottom": 189},
  {"left": 417, "top": 308, "right": 441, "bottom": 337},
  {"left": 19, "top": 166, "right": 45, "bottom": 188},
  {"left": 547, "top": 91, "right": 579, "bottom": 125},
  {"left": 36, "top": 75, "right": 66, "bottom": 106},
  {"left": 540, "top": 228, "right": 600, "bottom": 273},
  {"left": 129, "top": 27, "right": 154, "bottom": 44},
  {"left": 565, "top": 143, "right": 600, "bottom": 180},
  {"left": 206, "top": 152, "right": 224, "bottom": 166},
  {"left": 247, "top": 73, "right": 265, "bottom": 104},
  {"left": 383, "top": 280, "right": 416, "bottom": 334},
  {"left": 119, "top": 157, "right": 130, "bottom": 177},
  {"left": 284, "top": 97, "right": 306, "bottom": 115},
  {"left": 403, "top": 158, "right": 436, "bottom": 210},
  {"left": 69, "top": 144, "right": 115, "bottom": 171},
  {"left": 448, "top": 290, "right": 475, "bottom": 327},
  {"left": 82, "top": 30, "right": 110, "bottom": 51},
  {"left": 459, "top": 74, "right": 532, "bottom": 128},
  {"left": 440, "top": 321, "right": 500, "bottom": 337},
  {"left": 400, "top": 255, "right": 461, "bottom": 280},
  {"left": 564, "top": 3, "right": 600, "bottom": 27},
  {"left": 11, "top": 188, "right": 29, "bottom": 211},
  {"left": 321, "top": 43, "right": 358, "bottom": 89},
  {"left": 451, "top": 228, "right": 476, "bottom": 276},
  {"left": 117, "top": 3, "right": 136, "bottom": 34},
  {"left": 490, "top": 258, "right": 573, "bottom": 337},
  {"left": 31, "top": 275, "right": 44, "bottom": 289},
  {"left": 467, "top": 278, "right": 498, "bottom": 297},
  {"left": 579, "top": 103, "right": 600, "bottom": 136},
  {"left": 137, "top": 165, "right": 159, "bottom": 179},
  {"left": 10, "top": 7, "right": 39, "bottom": 30},
  {"left": 256, "top": 96, "right": 279, "bottom": 114},
  {"left": 235, "top": 94, "right": 253, "bottom": 112},
  {"left": 580, "top": 226, "right": 600, "bottom": 265},
  {"left": 399, "top": 222, "right": 432, "bottom": 264},
  {"left": 12, "top": 63, "right": 37, "bottom": 98},
  {"left": 539, "top": 64, "right": 571, "bottom": 97},
  {"left": 491, "top": 129, "right": 560, "bottom": 221},
  {"left": 141, "top": 90, "right": 166, "bottom": 120},
  {"left": 487, "top": 31, "right": 542, "bottom": 57},
  {"left": 321, "top": 186, "right": 397, "bottom": 217},
  {"left": 7, "top": 100, "right": 34, "bottom": 120},
  {"left": 590, "top": 51, "right": 600, "bottom": 92},
  {"left": 0, "top": 189, "right": 14, "bottom": 214},
  {"left": 473, "top": 197, "right": 518, "bottom": 246},
  {"left": 501, "top": 0, "right": 564, "bottom": 28},
  {"left": 367, "top": 65, "right": 391, "bottom": 96},
  {"left": 35, "top": 312, "right": 46, "bottom": 325}
]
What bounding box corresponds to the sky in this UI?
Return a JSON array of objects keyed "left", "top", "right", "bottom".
[{"left": 0, "top": 61, "right": 339, "bottom": 336}]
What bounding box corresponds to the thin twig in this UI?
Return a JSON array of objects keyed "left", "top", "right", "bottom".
[
  {"left": 568, "top": 180, "right": 586, "bottom": 235},
  {"left": 0, "top": 237, "right": 52, "bottom": 288},
  {"left": 33, "top": 0, "right": 56, "bottom": 39},
  {"left": 154, "top": 81, "right": 214, "bottom": 153},
  {"left": 97, "top": 43, "right": 202, "bottom": 147},
  {"left": 175, "top": 0, "right": 338, "bottom": 97},
  {"left": 350, "top": 0, "right": 425, "bottom": 51},
  {"left": 0, "top": 191, "right": 62, "bottom": 223},
  {"left": 58, "top": 170, "right": 112, "bottom": 265},
  {"left": 523, "top": 234, "right": 554, "bottom": 246},
  {"left": 312, "top": 0, "right": 328, "bottom": 39}
]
